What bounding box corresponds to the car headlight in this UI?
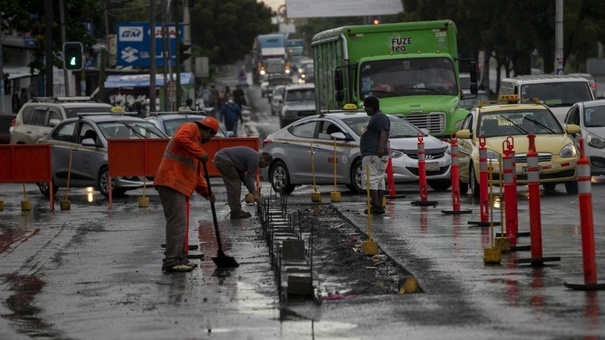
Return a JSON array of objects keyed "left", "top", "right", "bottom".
[
  {"left": 559, "top": 143, "right": 577, "bottom": 158},
  {"left": 390, "top": 150, "right": 404, "bottom": 159},
  {"left": 444, "top": 142, "right": 451, "bottom": 155},
  {"left": 486, "top": 149, "right": 500, "bottom": 163},
  {"left": 587, "top": 132, "right": 605, "bottom": 149}
]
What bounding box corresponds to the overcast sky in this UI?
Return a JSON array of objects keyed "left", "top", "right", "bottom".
[{"left": 261, "top": 0, "right": 283, "bottom": 11}]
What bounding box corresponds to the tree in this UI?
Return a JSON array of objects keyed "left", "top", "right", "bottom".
[
  {"left": 189, "top": 0, "right": 275, "bottom": 67},
  {"left": 0, "top": 0, "right": 104, "bottom": 75}
]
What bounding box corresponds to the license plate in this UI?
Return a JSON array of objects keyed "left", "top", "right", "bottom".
[
  {"left": 426, "top": 162, "right": 439, "bottom": 171},
  {"left": 522, "top": 166, "right": 543, "bottom": 174}
]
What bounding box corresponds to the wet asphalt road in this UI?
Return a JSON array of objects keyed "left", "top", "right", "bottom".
[{"left": 1, "top": 74, "right": 605, "bottom": 339}]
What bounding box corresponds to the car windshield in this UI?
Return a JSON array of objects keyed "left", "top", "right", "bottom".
[
  {"left": 98, "top": 121, "right": 165, "bottom": 139},
  {"left": 340, "top": 116, "right": 421, "bottom": 138},
  {"left": 479, "top": 109, "right": 563, "bottom": 137},
  {"left": 287, "top": 89, "right": 314, "bottom": 102},
  {"left": 65, "top": 106, "right": 112, "bottom": 118},
  {"left": 360, "top": 57, "right": 458, "bottom": 98},
  {"left": 584, "top": 105, "right": 605, "bottom": 127},
  {"left": 520, "top": 82, "right": 593, "bottom": 107}
]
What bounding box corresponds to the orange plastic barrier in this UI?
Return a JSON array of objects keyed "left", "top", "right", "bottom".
[
  {"left": 0, "top": 145, "right": 54, "bottom": 211},
  {"left": 108, "top": 137, "right": 259, "bottom": 177},
  {"left": 106, "top": 137, "right": 259, "bottom": 208}
]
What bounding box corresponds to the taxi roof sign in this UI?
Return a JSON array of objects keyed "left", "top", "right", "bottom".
[
  {"left": 343, "top": 103, "right": 358, "bottom": 110},
  {"left": 498, "top": 94, "right": 519, "bottom": 102},
  {"left": 111, "top": 106, "right": 124, "bottom": 112}
]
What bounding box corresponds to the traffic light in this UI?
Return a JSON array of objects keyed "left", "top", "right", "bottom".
[
  {"left": 63, "top": 42, "right": 83, "bottom": 71},
  {"left": 179, "top": 42, "right": 192, "bottom": 62},
  {"left": 372, "top": 17, "right": 380, "bottom": 25}
]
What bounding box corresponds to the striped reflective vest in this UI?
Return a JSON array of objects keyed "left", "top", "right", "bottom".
[{"left": 154, "top": 122, "right": 208, "bottom": 197}]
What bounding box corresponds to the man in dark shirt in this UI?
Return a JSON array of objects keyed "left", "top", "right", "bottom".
[
  {"left": 213, "top": 146, "right": 273, "bottom": 219},
  {"left": 359, "top": 96, "right": 390, "bottom": 215}
]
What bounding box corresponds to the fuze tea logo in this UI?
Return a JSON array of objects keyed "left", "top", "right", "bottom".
[{"left": 391, "top": 36, "right": 412, "bottom": 52}]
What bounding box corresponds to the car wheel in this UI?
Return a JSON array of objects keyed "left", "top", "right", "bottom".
[
  {"left": 346, "top": 159, "right": 364, "bottom": 194},
  {"left": 428, "top": 179, "right": 452, "bottom": 191},
  {"left": 469, "top": 164, "right": 480, "bottom": 198},
  {"left": 565, "top": 181, "right": 578, "bottom": 195},
  {"left": 37, "top": 181, "right": 58, "bottom": 198},
  {"left": 542, "top": 183, "right": 557, "bottom": 191},
  {"left": 97, "top": 166, "right": 121, "bottom": 197},
  {"left": 269, "top": 161, "right": 295, "bottom": 195}
]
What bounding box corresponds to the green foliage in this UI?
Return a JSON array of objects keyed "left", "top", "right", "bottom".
[
  {"left": 0, "top": 0, "right": 103, "bottom": 73},
  {"left": 190, "top": 0, "right": 275, "bottom": 67}
]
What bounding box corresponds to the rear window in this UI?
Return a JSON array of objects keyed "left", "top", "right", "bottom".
[{"left": 520, "top": 82, "right": 593, "bottom": 107}]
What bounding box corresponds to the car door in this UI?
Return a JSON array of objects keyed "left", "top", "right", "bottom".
[
  {"left": 456, "top": 112, "right": 474, "bottom": 182},
  {"left": 47, "top": 121, "right": 77, "bottom": 187},
  {"left": 286, "top": 120, "right": 318, "bottom": 183},
  {"left": 70, "top": 122, "right": 104, "bottom": 187},
  {"left": 312, "top": 119, "right": 349, "bottom": 183}
]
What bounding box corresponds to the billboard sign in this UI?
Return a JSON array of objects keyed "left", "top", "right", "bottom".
[
  {"left": 116, "top": 23, "right": 183, "bottom": 68},
  {"left": 285, "top": 0, "right": 403, "bottom": 18}
]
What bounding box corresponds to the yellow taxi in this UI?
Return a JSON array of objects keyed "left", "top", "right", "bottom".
[{"left": 455, "top": 94, "right": 581, "bottom": 197}]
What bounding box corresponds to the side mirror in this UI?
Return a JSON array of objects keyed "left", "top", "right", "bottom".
[
  {"left": 330, "top": 132, "right": 346, "bottom": 140},
  {"left": 334, "top": 69, "right": 343, "bottom": 91},
  {"left": 81, "top": 138, "right": 96, "bottom": 146},
  {"left": 565, "top": 124, "right": 581, "bottom": 134},
  {"left": 49, "top": 118, "right": 61, "bottom": 127},
  {"left": 469, "top": 61, "right": 478, "bottom": 94},
  {"left": 456, "top": 129, "right": 472, "bottom": 139}
]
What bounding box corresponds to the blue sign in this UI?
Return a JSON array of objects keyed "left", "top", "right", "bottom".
[{"left": 116, "top": 22, "right": 182, "bottom": 68}]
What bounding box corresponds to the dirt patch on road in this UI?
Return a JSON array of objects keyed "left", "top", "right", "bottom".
[{"left": 294, "top": 204, "right": 419, "bottom": 299}]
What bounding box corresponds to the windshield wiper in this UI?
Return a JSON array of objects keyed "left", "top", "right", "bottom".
[
  {"left": 499, "top": 114, "right": 528, "bottom": 134},
  {"left": 524, "top": 117, "right": 556, "bottom": 134}
]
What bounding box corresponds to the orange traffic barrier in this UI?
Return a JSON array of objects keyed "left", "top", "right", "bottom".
[
  {"left": 442, "top": 135, "right": 471, "bottom": 215},
  {"left": 0, "top": 145, "right": 54, "bottom": 211},
  {"left": 411, "top": 132, "right": 438, "bottom": 207},
  {"left": 514, "top": 134, "right": 560, "bottom": 266},
  {"left": 468, "top": 135, "right": 500, "bottom": 227},
  {"left": 107, "top": 137, "right": 259, "bottom": 208},
  {"left": 564, "top": 138, "right": 605, "bottom": 290}
]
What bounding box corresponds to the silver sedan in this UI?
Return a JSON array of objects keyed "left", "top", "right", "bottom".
[{"left": 261, "top": 111, "right": 451, "bottom": 194}]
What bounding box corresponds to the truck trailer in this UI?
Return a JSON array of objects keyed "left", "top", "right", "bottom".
[
  {"left": 312, "top": 20, "right": 476, "bottom": 137},
  {"left": 252, "top": 33, "right": 290, "bottom": 84}
]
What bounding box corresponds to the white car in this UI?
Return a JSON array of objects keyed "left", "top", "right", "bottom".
[
  {"left": 262, "top": 111, "right": 451, "bottom": 194},
  {"left": 564, "top": 99, "right": 605, "bottom": 176},
  {"left": 279, "top": 83, "right": 316, "bottom": 128},
  {"left": 270, "top": 85, "right": 287, "bottom": 116}
]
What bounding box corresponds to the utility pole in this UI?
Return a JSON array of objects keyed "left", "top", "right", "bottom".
[
  {"left": 0, "top": 16, "right": 4, "bottom": 113},
  {"left": 60, "top": 0, "right": 70, "bottom": 96},
  {"left": 45, "top": 0, "right": 54, "bottom": 96},
  {"left": 554, "top": 0, "right": 564, "bottom": 74},
  {"left": 150, "top": 0, "right": 157, "bottom": 113}
]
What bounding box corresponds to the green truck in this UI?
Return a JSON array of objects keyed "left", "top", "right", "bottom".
[{"left": 312, "top": 20, "right": 477, "bottom": 138}]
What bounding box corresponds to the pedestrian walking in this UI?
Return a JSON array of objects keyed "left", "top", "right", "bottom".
[
  {"left": 218, "top": 96, "right": 243, "bottom": 136},
  {"left": 233, "top": 84, "right": 247, "bottom": 107},
  {"left": 213, "top": 146, "right": 273, "bottom": 219},
  {"left": 360, "top": 95, "right": 390, "bottom": 215},
  {"left": 209, "top": 85, "right": 220, "bottom": 114},
  {"left": 154, "top": 116, "right": 219, "bottom": 273}
]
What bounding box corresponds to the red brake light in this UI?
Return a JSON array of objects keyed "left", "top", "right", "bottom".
[
  {"left": 11, "top": 118, "right": 16, "bottom": 127},
  {"left": 262, "top": 139, "right": 272, "bottom": 147},
  {"left": 590, "top": 82, "right": 597, "bottom": 89}
]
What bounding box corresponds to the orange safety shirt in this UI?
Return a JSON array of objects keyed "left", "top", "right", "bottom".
[{"left": 154, "top": 122, "right": 209, "bottom": 197}]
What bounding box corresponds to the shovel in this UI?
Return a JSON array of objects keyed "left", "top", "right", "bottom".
[{"left": 202, "top": 161, "right": 239, "bottom": 268}]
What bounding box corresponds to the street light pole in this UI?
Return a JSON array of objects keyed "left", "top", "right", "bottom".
[{"left": 554, "top": 0, "right": 564, "bottom": 75}]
